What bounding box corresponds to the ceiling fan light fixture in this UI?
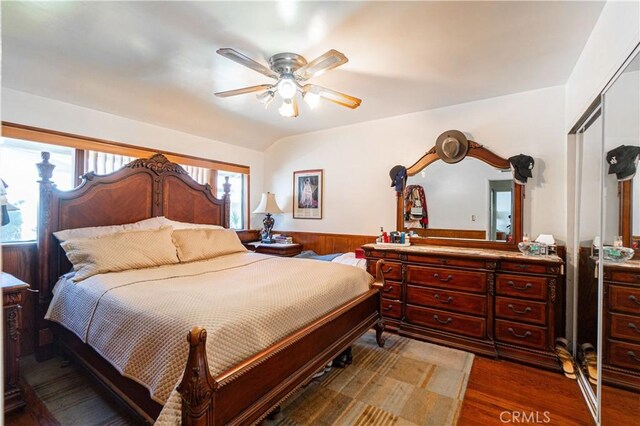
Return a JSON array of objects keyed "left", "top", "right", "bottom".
[
  {"left": 277, "top": 76, "right": 298, "bottom": 100},
  {"left": 257, "top": 90, "right": 275, "bottom": 108},
  {"left": 303, "top": 89, "right": 321, "bottom": 109},
  {"left": 279, "top": 99, "right": 296, "bottom": 118}
]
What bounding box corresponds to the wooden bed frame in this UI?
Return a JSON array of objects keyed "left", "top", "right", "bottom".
[{"left": 35, "top": 152, "right": 385, "bottom": 425}]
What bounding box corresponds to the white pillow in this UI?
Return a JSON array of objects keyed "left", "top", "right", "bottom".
[
  {"left": 164, "top": 218, "right": 224, "bottom": 230},
  {"left": 61, "top": 227, "right": 180, "bottom": 282},
  {"left": 172, "top": 228, "right": 246, "bottom": 263},
  {"left": 54, "top": 217, "right": 167, "bottom": 242}
]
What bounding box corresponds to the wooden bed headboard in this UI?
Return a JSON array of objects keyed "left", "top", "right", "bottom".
[{"left": 34, "top": 152, "right": 230, "bottom": 358}]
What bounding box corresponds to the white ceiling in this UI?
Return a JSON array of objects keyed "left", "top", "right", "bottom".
[{"left": 2, "top": 1, "right": 604, "bottom": 151}]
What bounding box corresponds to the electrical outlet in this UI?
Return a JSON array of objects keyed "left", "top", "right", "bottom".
[{"left": 471, "top": 215, "right": 476, "bottom": 221}]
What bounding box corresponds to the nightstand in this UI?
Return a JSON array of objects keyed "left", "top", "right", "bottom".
[
  {"left": 2, "top": 272, "right": 29, "bottom": 413},
  {"left": 245, "top": 242, "right": 303, "bottom": 257}
]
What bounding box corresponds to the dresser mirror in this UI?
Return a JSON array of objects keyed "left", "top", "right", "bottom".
[{"left": 396, "top": 140, "right": 524, "bottom": 250}]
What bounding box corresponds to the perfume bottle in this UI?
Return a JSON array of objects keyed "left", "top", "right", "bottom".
[
  {"left": 522, "top": 233, "right": 530, "bottom": 243},
  {"left": 614, "top": 236, "right": 623, "bottom": 248}
]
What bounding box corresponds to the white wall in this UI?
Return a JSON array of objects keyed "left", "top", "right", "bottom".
[
  {"left": 565, "top": 0, "right": 639, "bottom": 130},
  {"left": 265, "top": 85, "right": 567, "bottom": 242},
  {"left": 1, "top": 88, "right": 266, "bottom": 229}
]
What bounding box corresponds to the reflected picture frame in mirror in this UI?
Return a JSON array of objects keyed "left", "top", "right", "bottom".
[{"left": 396, "top": 138, "right": 524, "bottom": 251}]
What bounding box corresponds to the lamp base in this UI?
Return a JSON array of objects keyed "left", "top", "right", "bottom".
[{"left": 261, "top": 213, "right": 275, "bottom": 244}]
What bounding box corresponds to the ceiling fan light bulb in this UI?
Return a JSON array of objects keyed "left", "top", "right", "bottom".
[
  {"left": 303, "top": 91, "right": 320, "bottom": 109},
  {"left": 279, "top": 99, "right": 295, "bottom": 118},
  {"left": 277, "top": 77, "right": 297, "bottom": 100}
]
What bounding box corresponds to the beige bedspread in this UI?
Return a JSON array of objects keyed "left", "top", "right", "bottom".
[{"left": 45, "top": 252, "right": 372, "bottom": 423}]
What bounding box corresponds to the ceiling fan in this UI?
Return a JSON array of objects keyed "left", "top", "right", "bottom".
[{"left": 214, "top": 48, "right": 362, "bottom": 118}]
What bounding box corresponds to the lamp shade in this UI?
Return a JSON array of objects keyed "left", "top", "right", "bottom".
[{"left": 252, "top": 192, "right": 283, "bottom": 214}]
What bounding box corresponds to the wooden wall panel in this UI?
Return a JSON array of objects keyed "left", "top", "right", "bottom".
[
  {"left": 1, "top": 243, "right": 37, "bottom": 355},
  {"left": 274, "top": 231, "right": 376, "bottom": 255}
]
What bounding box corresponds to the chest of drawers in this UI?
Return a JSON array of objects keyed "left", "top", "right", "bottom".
[
  {"left": 364, "top": 244, "right": 564, "bottom": 370},
  {"left": 602, "top": 261, "right": 640, "bottom": 391}
]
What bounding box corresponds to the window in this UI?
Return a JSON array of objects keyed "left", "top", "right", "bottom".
[
  {"left": 217, "top": 171, "right": 246, "bottom": 229},
  {"left": 1, "top": 123, "right": 251, "bottom": 240},
  {"left": 0, "top": 138, "right": 75, "bottom": 242}
]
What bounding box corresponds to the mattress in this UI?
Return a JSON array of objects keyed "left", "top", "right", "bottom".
[{"left": 45, "top": 252, "right": 372, "bottom": 423}]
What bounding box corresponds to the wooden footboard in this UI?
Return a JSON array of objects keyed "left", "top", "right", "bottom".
[{"left": 179, "top": 288, "right": 384, "bottom": 425}]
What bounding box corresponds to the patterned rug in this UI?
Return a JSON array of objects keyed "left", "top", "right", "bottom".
[
  {"left": 17, "top": 331, "right": 473, "bottom": 426},
  {"left": 265, "top": 331, "right": 474, "bottom": 426}
]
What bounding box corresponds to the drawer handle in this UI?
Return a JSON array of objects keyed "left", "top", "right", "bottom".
[
  {"left": 508, "top": 281, "right": 532, "bottom": 291},
  {"left": 627, "top": 351, "right": 640, "bottom": 363},
  {"left": 516, "top": 264, "right": 529, "bottom": 269},
  {"left": 434, "top": 294, "right": 454, "bottom": 304},
  {"left": 382, "top": 266, "right": 394, "bottom": 274},
  {"left": 433, "top": 273, "right": 453, "bottom": 283},
  {"left": 433, "top": 315, "right": 453, "bottom": 325},
  {"left": 507, "top": 327, "right": 532, "bottom": 339},
  {"left": 629, "top": 295, "right": 640, "bottom": 306},
  {"left": 508, "top": 304, "right": 532, "bottom": 315},
  {"left": 383, "top": 286, "right": 394, "bottom": 293},
  {"left": 382, "top": 304, "right": 394, "bottom": 312},
  {"left": 628, "top": 322, "right": 640, "bottom": 334},
  {"left": 439, "top": 258, "right": 449, "bottom": 264}
]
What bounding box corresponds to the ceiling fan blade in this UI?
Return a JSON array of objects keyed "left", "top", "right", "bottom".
[
  {"left": 295, "top": 50, "right": 348, "bottom": 80},
  {"left": 292, "top": 97, "right": 299, "bottom": 117},
  {"left": 214, "top": 84, "right": 273, "bottom": 98},
  {"left": 303, "top": 84, "right": 362, "bottom": 109},
  {"left": 216, "top": 48, "right": 279, "bottom": 79}
]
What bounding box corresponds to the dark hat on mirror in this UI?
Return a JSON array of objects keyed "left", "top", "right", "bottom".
[
  {"left": 435, "top": 130, "right": 469, "bottom": 164},
  {"left": 389, "top": 165, "right": 407, "bottom": 192},
  {"left": 508, "top": 154, "right": 534, "bottom": 185},
  {"left": 606, "top": 145, "right": 640, "bottom": 181}
]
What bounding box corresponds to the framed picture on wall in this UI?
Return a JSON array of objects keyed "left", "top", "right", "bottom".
[{"left": 293, "top": 169, "right": 323, "bottom": 219}]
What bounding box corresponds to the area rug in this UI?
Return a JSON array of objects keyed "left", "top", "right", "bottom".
[
  {"left": 265, "top": 330, "right": 474, "bottom": 426},
  {"left": 18, "top": 331, "right": 473, "bottom": 426}
]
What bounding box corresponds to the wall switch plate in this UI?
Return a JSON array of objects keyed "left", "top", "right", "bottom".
[{"left": 471, "top": 215, "right": 476, "bottom": 221}]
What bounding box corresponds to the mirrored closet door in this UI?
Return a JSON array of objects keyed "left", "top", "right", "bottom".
[{"left": 572, "top": 44, "right": 640, "bottom": 425}]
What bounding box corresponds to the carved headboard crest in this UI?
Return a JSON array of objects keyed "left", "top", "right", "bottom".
[{"left": 126, "top": 153, "right": 189, "bottom": 176}]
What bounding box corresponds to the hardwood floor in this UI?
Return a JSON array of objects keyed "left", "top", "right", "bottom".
[
  {"left": 459, "top": 357, "right": 594, "bottom": 425},
  {"left": 8, "top": 354, "right": 638, "bottom": 425}
]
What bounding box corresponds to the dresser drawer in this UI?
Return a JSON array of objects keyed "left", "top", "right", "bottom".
[
  {"left": 406, "top": 285, "right": 486, "bottom": 316},
  {"left": 379, "top": 262, "right": 402, "bottom": 281},
  {"left": 495, "top": 319, "right": 547, "bottom": 350},
  {"left": 500, "top": 261, "right": 549, "bottom": 275},
  {"left": 495, "top": 296, "right": 547, "bottom": 326},
  {"left": 608, "top": 340, "right": 640, "bottom": 371},
  {"left": 380, "top": 281, "right": 402, "bottom": 300},
  {"left": 405, "top": 255, "right": 488, "bottom": 270},
  {"left": 405, "top": 305, "right": 486, "bottom": 339},
  {"left": 607, "top": 270, "right": 640, "bottom": 285},
  {"left": 380, "top": 299, "right": 402, "bottom": 319},
  {"left": 608, "top": 285, "right": 640, "bottom": 315},
  {"left": 496, "top": 274, "right": 547, "bottom": 301},
  {"left": 610, "top": 313, "right": 640, "bottom": 344},
  {"left": 406, "top": 266, "right": 486, "bottom": 294}
]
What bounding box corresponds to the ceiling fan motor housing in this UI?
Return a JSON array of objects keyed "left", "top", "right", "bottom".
[{"left": 268, "top": 52, "right": 307, "bottom": 75}]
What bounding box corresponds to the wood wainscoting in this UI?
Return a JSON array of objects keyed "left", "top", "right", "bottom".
[
  {"left": 1, "top": 243, "right": 37, "bottom": 356},
  {"left": 273, "top": 231, "right": 376, "bottom": 255}
]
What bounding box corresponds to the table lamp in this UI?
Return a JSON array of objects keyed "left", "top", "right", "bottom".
[{"left": 253, "top": 192, "right": 283, "bottom": 243}]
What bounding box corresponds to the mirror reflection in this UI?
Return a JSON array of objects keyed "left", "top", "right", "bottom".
[
  {"left": 404, "top": 157, "right": 513, "bottom": 241},
  {"left": 601, "top": 51, "right": 640, "bottom": 423}
]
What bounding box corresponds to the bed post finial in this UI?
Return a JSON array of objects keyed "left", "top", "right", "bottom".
[
  {"left": 37, "top": 151, "right": 55, "bottom": 182},
  {"left": 178, "top": 326, "right": 217, "bottom": 425}
]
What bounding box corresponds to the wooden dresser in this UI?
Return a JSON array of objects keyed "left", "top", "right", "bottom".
[
  {"left": 602, "top": 260, "right": 640, "bottom": 391},
  {"left": 2, "top": 272, "right": 29, "bottom": 413},
  {"left": 363, "top": 244, "right": 565, "bottom": 370}
]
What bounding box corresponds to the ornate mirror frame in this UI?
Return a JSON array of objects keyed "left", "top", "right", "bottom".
[{"left": 396, "top": 141, "right": 524, "bottom": 251}]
